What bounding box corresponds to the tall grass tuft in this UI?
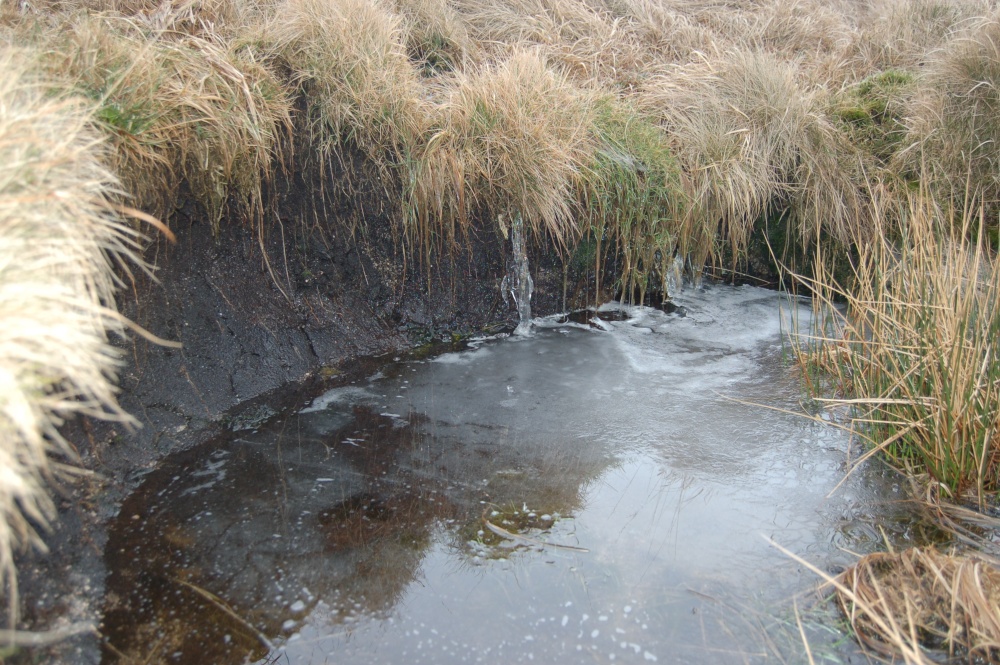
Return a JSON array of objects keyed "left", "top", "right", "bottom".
[
  {"left": 0, "top": 50, "right": 144, "bottom": 611},
  {"left": 391, "top": 0, "right": 474, "bottom": 74},
  {"left": 793, "top": 193, "right": 1000, "bottom": 503},
  {"left": 643, "top": 51, "right": 864, "bottom": 265},
  {"left": 23, "top": 9, "right": 293, "bottom": 233},
  {"left": 407, "top": 49, "right": 596, "bottom": 259},
  {"left": 270, "top": 0, "right": 426, "bottom": 168},
  {"left": 907, "top": 13, "right": 1000, "bottom": 211}
]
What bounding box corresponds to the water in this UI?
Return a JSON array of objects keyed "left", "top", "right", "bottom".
[{"left": 101, "top": 285, "right": 931, "bottom": 664}]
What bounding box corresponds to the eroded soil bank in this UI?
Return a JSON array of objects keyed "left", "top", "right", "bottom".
[{"left": 10, "top": 159, "right": 594, "bottom": 663}]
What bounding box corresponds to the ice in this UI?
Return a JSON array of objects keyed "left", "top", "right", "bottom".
[
  {"left": 431, "top": 346, "right": 492, "bottom": 365},
  {"left": 506, "top": 213, "right": 534, "bottom": 336},
  {"left": 108, "top": 284, "right": 892, "bottom": 665},
  {"left": 300, "top": 385, "right": 373, "bottom": 414}
]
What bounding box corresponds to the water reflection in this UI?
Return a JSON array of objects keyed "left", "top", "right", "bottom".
[{"left": 101, "top": 285, "right": 934, "bottom": 664}]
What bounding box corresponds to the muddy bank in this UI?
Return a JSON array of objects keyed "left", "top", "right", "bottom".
[{"left": 10, "top": 156, "right": 590, "bottom": 662}]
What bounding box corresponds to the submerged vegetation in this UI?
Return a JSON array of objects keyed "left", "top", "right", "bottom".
[{"left": 2, "top": 0, "right": 1000, "bottom": 658}]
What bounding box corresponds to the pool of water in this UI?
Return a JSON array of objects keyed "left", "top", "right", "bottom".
[{"left": 100, "top": 285, "right": 929, "bottom": 664}]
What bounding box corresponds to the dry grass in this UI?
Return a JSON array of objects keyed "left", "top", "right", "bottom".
[
  {"left": 0, "top": 49, "right": 145, "bottom": 614},
  {"left": 595, "top": 0, "right": 718, "bottom": 66},
  {"left": 7, "top": 6, "right": 293, "bottom": 233},
  {"left": 906, "top": 12, "right": 1000, "bottom": 210},
  {"left": 269, "top": 0, "right": 426, "bottom": 168},
  {"left": 838, "top": 547, "right": 1000, "bottom": 661},
  {"left": 845, "top": 0, "right": 987, "bottom": 78},
  {"left": 452, "top": 0, "right": 631, "bottom": 83},
  {"left": 391, "top": 0, "right": 475, "bottom": 73},
  {"left": 642, "top": 50, "right": 865, "bottom": 265},
  {"left": 407, "top": 49, "right": 596, "bottom": 257}
]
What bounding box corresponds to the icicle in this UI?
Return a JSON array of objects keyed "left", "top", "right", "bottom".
[
  {"left": 666, "top": 253, "right": 684, "bottom": 298},
  {"left": 506, "top": 213, "right": 534, "bottom": 335}
]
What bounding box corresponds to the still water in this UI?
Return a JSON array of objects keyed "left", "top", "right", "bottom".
[{"left": 101, "top": 285, "right": 926, "bottom": 664}]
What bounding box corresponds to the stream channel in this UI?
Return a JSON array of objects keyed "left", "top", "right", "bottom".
[{"left": 100, "top": 284, "right": 934, "bottom": 664}]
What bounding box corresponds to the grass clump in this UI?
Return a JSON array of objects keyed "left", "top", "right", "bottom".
[
  {"left": 794, "top": 194, "right": 1000, "bottom": 502},
  {"left": 581, "top": 97, "right": 686, "bottom": 301},
  {"left": 270, "top": 0, "right": 426, "bottom": 168},
  {"left": 407, "top": 49, "right": 596, "bottom": 258},
  {"left": 23, "top": 10, "right": 293, "bottom": 233},
  {"left": 644, "top": 51, "right": 864, "bottom": 265},
  {"left": 908, "top": 14, "right": 1000, "bottom": 212},
  {"left": 838, "top": 547, "right": 1000, "bottom": 662},
  {"left": 0, "top": 50, "right": 145, "bottom": 611},
  {"left": 391, "top": 0, "right": 474, "bottom": 74}
]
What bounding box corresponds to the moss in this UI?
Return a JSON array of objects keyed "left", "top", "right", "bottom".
[
  {"left": 461, "top": 501, "right": 560, "bottom": 556},
  {"left": 581, "top": 97, "right": 686, "bottom": 301},
  {"left": 833, "top": 69, "right": 915, "bottom": 165}
]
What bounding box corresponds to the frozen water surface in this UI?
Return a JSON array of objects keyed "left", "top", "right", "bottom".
[{"left": 101, "top": 285, "right": 928, "bottom": 664}]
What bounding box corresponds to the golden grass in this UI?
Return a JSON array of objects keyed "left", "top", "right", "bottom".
[
  {"left": 839, "top": 547, "right": 1000, "bottom": 661},
  {"left": 595, "top": 0, "right": 717, "bottom": 66},
  {"left": 392, "top": 0, "right": 475, "bottom": 73},
  {"left": 269, "top": 0, "right": 426, "bottom": 168},
  {"left": 642, "top": 50, "right": 865, "bottom": 264},
  {"left": 452, "top": 0, "right": 629, "bottom": 82},
  {"left": 407, "top": 49, "right": 596, "bottom": 257},
  {"left": 0, "top": 50, "right": 145, "bottom": 614},
  {"left": 906, "top": 11, "right": 1000, "bottom": 209},
  {"left": 8, "top": 6, "right": 293, "bottom": 233}
]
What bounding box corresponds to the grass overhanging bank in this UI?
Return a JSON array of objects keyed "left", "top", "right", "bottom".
[
  {"left": 0, "top": 49, "right": 147, "bottom": 616},
  {"left": 1, "top": 0, "right": 1000, "bottom": 657}
]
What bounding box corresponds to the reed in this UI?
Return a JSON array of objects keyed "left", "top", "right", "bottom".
[{"left": 793, "top": 193, "right": 1000, "bottom": 502}]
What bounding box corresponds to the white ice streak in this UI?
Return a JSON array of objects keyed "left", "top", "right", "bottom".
[{"left": 300, "top": 385, "right": 374, "bottom": 413}]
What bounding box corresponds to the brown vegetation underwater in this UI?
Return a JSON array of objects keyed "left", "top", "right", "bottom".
[{"left": 3, "top": 0, "right": 1000, "bottom": 658}]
